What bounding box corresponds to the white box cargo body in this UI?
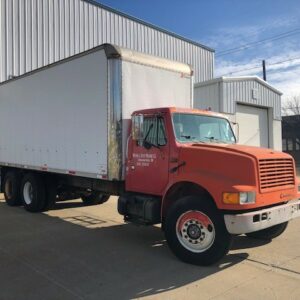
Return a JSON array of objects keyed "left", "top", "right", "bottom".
[{"left": 0, "top": 44, "right": 193, "bottom": 181}]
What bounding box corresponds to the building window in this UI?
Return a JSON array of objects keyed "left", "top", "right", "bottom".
[{"left": 282, "top": 139, "right": 287, "bottom": 151}]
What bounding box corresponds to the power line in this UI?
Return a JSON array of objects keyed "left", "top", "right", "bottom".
[
  {"left": 221, "top": 65, "right": 261, "bottom": 76},
  {"left": 217, "top": 29, "right": 300, "bottom": 56},
  {"left": 216, "top": 28, "right": 300, "bottom": 57},
  {"left": 269, "top": 56, "right": 300, "bottom": 66},
  {"left": 220, "top": 55, "right": 300, "bottom": 76}
]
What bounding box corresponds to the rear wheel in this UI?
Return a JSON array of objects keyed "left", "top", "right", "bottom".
[
  {"left": 3, "top": 171, "right": 22, "bottom": 206},
  {"left": 246, "top": 222, "right": 288, "bottom": 240},
  {"left": 164, "top": 196, "right": 232, "bottom": 266},
  {"left": 43, "top": 177, "right": 57, "bottom": 211},
  {"left": 21, "top": 173, "right": 47, "bottom": 212},
  {"left": 81, "top": 192, "right": 110, "bottom": 206}
]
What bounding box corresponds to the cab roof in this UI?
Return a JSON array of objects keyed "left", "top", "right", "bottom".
[{"left": 132, "top": 107, "right": 227, "bottom": 119}]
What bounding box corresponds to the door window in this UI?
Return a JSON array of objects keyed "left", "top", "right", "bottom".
[{"left": 139, "top": 117, "right": 167, "bottom": 147}]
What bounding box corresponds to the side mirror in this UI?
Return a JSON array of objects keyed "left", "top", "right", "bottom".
[
  {"left": 132, "top": 114, "right": 144, "bottom": 142},
  {"left": 231, "top": 121, "right": 239, "bottom": 143}
]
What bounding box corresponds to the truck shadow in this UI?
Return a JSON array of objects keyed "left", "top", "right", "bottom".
[
  {"left": 0, "top": 199, "right": 254, "bottom": 300},
  {"left": 231, "top": 235, "right": 271, "bottom": 250}
]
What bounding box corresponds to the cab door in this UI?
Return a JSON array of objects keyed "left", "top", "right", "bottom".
[{"left": 126, "top": 115, "right": 169, "bottom": 195}]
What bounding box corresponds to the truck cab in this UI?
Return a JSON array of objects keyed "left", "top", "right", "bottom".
[{"left": 119, "top": 107, "right": 300, "bottom": 265}]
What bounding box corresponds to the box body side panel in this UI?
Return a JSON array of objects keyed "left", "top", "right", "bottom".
[{"left": 0, "top": 50, "right": 108, "bottom": 178}]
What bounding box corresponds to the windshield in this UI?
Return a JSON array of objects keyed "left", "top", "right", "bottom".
[{"left": 172, "top": 113, "right": 236, "bottom": 144}]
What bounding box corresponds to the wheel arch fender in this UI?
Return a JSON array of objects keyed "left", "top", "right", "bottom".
[{"left": 161, "top": 181, "right": 217, "bottom": 222}]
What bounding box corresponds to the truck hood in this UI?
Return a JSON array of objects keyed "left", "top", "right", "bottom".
[
  {"left": 177, "top": 142, "right": 297, "bottom": 210},
  {"left": 188, "top": 143, "right": 292, "bottom": 161}
]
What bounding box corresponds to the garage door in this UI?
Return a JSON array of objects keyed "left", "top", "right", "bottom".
[{"left": 236, "top": 104, "right": 269, "bottom": 148}]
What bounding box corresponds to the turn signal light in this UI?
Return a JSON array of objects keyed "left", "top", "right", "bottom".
[{"left": 223, "top": 193, "right": 239, "bottom": 204}]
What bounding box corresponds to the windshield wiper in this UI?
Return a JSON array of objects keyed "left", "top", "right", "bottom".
[
  {"left": 205, "top": 136, "right": 215, "bottom": 141},
  {"left": 180, "top": 135, "right": 194, "bottom": 139},
  {"left": 204, "top": 137, "right": 224, "bottom": 143},
  {"left": 180, "top": 135, "right": 206, "bottom": 143}
]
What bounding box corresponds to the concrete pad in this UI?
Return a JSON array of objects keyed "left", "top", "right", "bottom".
[
  {"left": 0, "top": 194, "right": 299, "bottom": 300},
  {"left": 0, "top": 244, "right": 82, "bottom": 300},
  {"left": 230, "top": 219, "right": 300, "bottom": 267},
  {"left": 211, "top": 269, "right": 300, "bottom": 300}
]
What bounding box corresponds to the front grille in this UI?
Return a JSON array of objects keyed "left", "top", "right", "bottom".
[{"left": 259, "top": 158, "right": 295, "bottom": 191}]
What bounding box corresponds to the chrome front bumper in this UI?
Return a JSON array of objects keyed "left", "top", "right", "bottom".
[{"left": 224, "top": 199, "right": 300, "bottom": 234}]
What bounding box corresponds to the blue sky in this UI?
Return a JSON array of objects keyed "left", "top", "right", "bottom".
[{"left": 95, "top": 0, "right": 300, "bottom": 101}]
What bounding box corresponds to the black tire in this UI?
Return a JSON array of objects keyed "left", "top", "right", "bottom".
[
  {"left": 43, "top": 177, "right": 57, "bottom": 211},
  {"left": 164, "top": 196, "right": 232, "bottom": 266},
  {"left": 81, "top": 192, "right": 110, "bottom": 206},
  {"left": 246, "top": 222, "right": 288, "bottom": 240},
  {"left": 20, "top": 173, "right": 47, "bottom": 212},
  {"left": 3, "top": 171, "right": 22, "bottom": 206}
]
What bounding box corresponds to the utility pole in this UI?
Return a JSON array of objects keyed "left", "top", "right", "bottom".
[{"left": 262, "top": 60, "right": 267, "bottom": 81}]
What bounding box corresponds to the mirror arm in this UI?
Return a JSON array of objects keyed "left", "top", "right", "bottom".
[{"left": 230, "top": 121, "right": 239, "bottom": 143}]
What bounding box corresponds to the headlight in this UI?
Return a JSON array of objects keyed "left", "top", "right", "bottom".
[
  {"left": 239, "top": 192, "right": 256, "bottom": 204},
  {"left": 223, "top": 191, "right": 256, "bottom": 205}
]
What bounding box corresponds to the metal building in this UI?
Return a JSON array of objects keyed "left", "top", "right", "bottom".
[
  {"left": 0, "top": 0, "right": 214, "bottom": 83},
  {"left": 194, "top": 76, "right": 283, "bottom": 150},
  {"left": 282, "top": 115, "right": 300, "bottom": 172}
]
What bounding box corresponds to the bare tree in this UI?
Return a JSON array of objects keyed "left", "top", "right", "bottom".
[{"left": 282, "top": 95, "right": 300, "bottom": 116}]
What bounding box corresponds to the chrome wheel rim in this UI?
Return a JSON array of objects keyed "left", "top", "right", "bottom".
[
  {"left": 176, "top": 210, "right": 215, "bottom": 253},
  {"left": 23, "top": 182, "right": 34, "bottom": 205}
]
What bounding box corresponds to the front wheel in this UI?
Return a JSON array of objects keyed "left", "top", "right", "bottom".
[
  {"left": 81, "top": 192, "right": 110, "bottom": 206},
  {"left": 246, "top": 222, "right": 288, "bottom": 240},
  {"left": 164, "top": 196, "right": 232, "bottom": 266}
]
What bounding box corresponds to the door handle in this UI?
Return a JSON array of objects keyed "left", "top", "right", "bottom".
[{"left": 170, "top": 161, "right": 186, "bottom": 173}]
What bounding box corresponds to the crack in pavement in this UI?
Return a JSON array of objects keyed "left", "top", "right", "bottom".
[
  {"left": 236, "top": 254, "right": 300, "bottom": 276},
  {"left": 209, "top": 255, "right": 300, "bottom": 300}
]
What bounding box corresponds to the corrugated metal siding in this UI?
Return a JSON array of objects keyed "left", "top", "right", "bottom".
[
  {"left": 194, "top": 83, "right": 220, "bottom": 112},
  {"left": 194, "top": 79, "right": 281, "bottom": 120},
  {"left": 0, "top": 0, "right": 214, "bottom": 83},
  {"left": 222, "top": 80, "right": 281, "bottom": 120}
]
